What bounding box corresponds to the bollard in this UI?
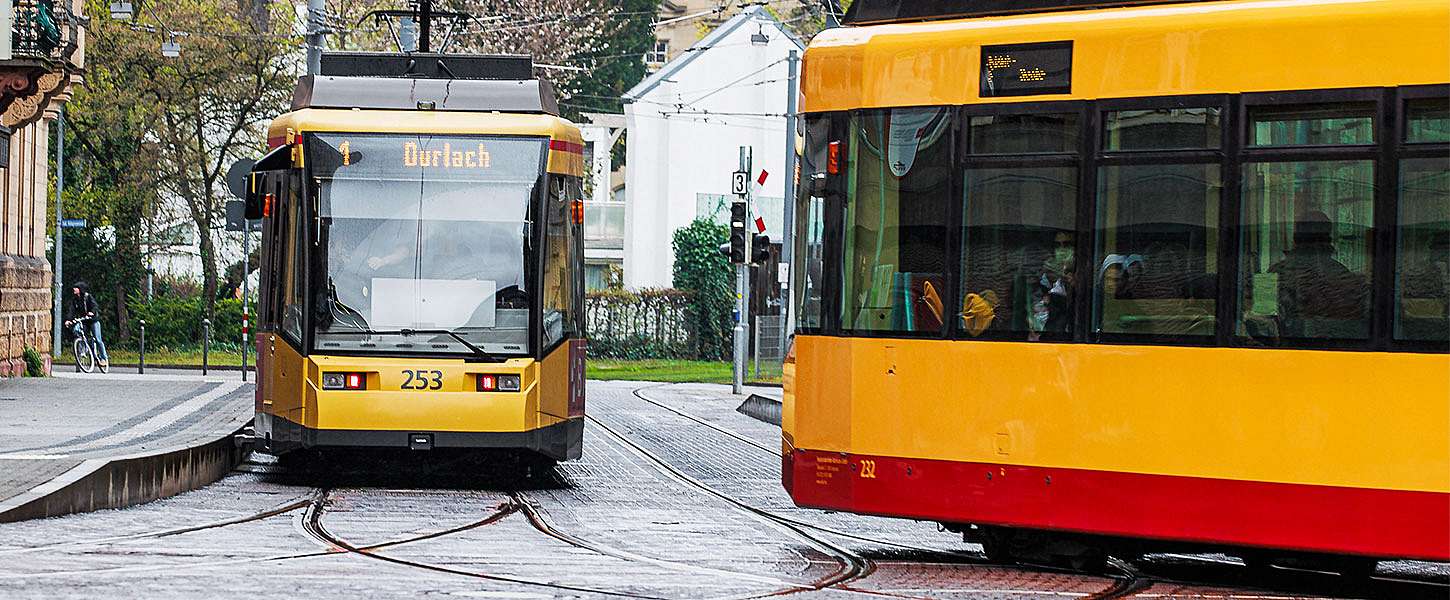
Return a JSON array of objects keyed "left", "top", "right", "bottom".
[
  {"left": 138, "top": 320, "right": 146, "bottom": 374},
  {"left": 202, "top": 319, "right": 211, "bottom": 376}
]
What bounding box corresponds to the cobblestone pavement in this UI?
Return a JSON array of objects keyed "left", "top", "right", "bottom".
[{"left": 0, "top": 380, "right": 1442, "bottom": 599}]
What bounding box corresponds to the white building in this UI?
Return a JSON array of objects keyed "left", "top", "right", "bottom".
[{"left": 621, "top": 6, "right": 803, "bottom": 289}]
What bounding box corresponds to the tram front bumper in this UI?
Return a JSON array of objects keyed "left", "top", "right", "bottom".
[{"left": 260, "top": 412, "right": 583, "bottom": 460}]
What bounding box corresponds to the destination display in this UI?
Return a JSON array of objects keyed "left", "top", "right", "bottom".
[
  {"left": 979, "top": 41, "right": 1073, "bottom": 97},
  {"left": 844, "top": 0, "right": 1213, "bottom": 23},
  {"left": 307, "top": 134, "right": 544, "bottom": 180}
]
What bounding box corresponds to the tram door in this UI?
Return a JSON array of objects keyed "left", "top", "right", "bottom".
[{"left": 249, "top": 167, "right": 305, "bottom": 438}]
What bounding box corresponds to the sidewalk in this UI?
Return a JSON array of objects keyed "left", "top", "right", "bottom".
[{"left": 0, "top": 372, "right": 253, "bottom": 522}]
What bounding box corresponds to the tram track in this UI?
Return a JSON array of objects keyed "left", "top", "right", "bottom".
[
  {"left": 584, "top": 409, "right": 924, "bottom": 599},
  {"left": 299, "top": 487, "right": 661, "bottom": 598}
]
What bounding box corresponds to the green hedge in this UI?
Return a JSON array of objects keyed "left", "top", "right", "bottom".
[{"left": 127, "top": 295, "right": 245, "bottom": 350}]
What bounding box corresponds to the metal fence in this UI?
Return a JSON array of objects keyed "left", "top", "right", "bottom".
[{"left": 752, "top": 314, "right": 787, "bottom": 379}]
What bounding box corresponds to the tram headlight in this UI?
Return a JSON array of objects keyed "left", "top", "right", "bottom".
[
  {"left": 322, "top": 372, "right": 366, "bottom": 390},
  {"left": 477, "top": 374, "right": 521, "bottom": 392}
]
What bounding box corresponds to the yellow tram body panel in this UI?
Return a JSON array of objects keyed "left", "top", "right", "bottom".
[
  {"left": 257, "top": 332, "right": 583, "bottom": 456},
  {"left": 803, "top": 0, "right": 1450, "bottom": 111},
  {"left": 785, "top": 335, "right": 1450, "bottom": 494},
  {"left": 265, "top": 108, "right": 586, "bottom": 177}
]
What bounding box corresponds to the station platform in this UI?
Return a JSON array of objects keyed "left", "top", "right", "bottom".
[{"left": 0, "top": 372, "right": 253, "bottom": 522}]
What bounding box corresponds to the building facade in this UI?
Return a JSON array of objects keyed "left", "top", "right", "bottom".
[
  {"left": 0, "top": 0, "right": 85, "bottom": 376},
  {"left": 622, "top": 6, "right": 803, "bottom": 289}
]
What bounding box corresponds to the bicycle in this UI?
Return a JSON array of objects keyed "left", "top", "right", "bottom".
[{"left": 66, "top": 319, "right": 109, "bottom": 374}]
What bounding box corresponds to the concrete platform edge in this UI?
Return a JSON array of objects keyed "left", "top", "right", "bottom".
[{"left": 0, "top": 427, "right": 247, "bottom": 523}]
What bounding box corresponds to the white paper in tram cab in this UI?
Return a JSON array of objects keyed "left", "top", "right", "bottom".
[{"left": 370, "top": 278, "right": 497, "bottom": 330}]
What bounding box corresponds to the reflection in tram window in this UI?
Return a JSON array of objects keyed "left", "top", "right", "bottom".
[
  {"left": 793, "top": 116, "right": 831, "bottom": 331},
  {"left": 542, "top": 177, "right": 582, "bottom": 348},
  {"left": 1396, "top": 156, "right": 1450, "bottom": 342},
  {"left": 1103, "top": 107, "right": 1220, "bottom": 151},
  {"left": 1406, "top": 98, "right": 1450, "bottom": 143},
  {"left": 1238, "top": 160, "right": 1375, "bottom": 344},
  {"left": 960, "top": 167, "right": 1078, "bottom": 340},
  {"left": 969, "top": 112, "right": 1078, "bottom": 154},
  {"left": 1093, "top": 164, "right": 1221, "bottom": 338},
  {"left": 840, "top": 109, "right": 952, "bottom": 333},
  {"left": 1249, "top": 102, "right": 1375, "bottom": 147}
]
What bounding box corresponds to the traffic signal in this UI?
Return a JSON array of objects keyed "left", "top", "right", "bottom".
[
  {"left": 728, "top": 201, "right": 748, "bottom": 263},
  {"left": 751, "top": 234, "right": 771, "bottom": 264}
]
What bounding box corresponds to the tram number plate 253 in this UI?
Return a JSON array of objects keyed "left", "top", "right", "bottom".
[{"left": 401, "top": 369, "right": 444, "bottom": 390}]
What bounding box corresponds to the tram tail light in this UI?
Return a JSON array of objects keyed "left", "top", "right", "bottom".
[
  {"left": 571, "top": 200, "right": 584, "bottom": 225},
  {"left": 322, "top": 372, "right": 367, "bottom": 390},
  {"left": 477, "top": 374, "right": 522, "bottom": 392},
  {"left": 826, "top": 141, "right": 840, "bottom": 174}
]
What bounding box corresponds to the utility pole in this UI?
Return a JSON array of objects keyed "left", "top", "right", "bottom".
[
  {"left": 417, "top": 0, "right": 432, "bottom": 53},
  {"left": 51, "top": 106, "right": 64, "bottom": 359},
  {"left": 240, "top": 224, "right": 250, "bottom": 382},
  {"left": 733, "top": 146, "right": 753, "bottom": 394},
  {"left": 305, "top": 0, "right": 327, "bottom": 74},
  {"left": 779, "top": 50, "right": 800, "bottom": 354}
]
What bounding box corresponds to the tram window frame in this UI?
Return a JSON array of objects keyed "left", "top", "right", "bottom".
[
  {"left": 954, "top": 101, "right": 1087, "bottom": 343},
  {"left": 793, "top": 113, "right": 835, "bottom": 336},
  {"left": 1088, "top": 95, "right": 1229, "bottom": 346},
  {"left": 1233, "top": 88, "right": 1386, "bottom": 351},
  {"left": 836, "top": 106, "right": 959, "bottom": 339},
  {"left": 1390, "top": 84, "right": 1450, "bottom": 352}
]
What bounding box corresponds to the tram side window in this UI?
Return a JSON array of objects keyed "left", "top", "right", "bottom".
[
  {"left": 282, "top": 184, "right": 305, "bottom": 343},
  {"left": 1094, "top": 164, "right": 1221, "bottom": 338},
  {"left": 542, "top": 176, "right": 580, "bottom": 348},
  {"left": 1104, "top": 107, "right": 1221, "bottom": 151},
  {"left": 1396, "top": 155, "right": 1449, "bottom": 342},
  {"left": 840, "top": 109, "right": 952, "bottom": 333},
  {"left": 961, "top": 167, "right": 1078, "bottom": 339},
  {"left": 1249, "top": 102, "right": 1375, "bottom": 147},
  {"left": 1406, "top": 98, "right": 1450, "bottom": 143},
  {"left": 1238, "top": 160, "right": 1375, "bottom": 344}
]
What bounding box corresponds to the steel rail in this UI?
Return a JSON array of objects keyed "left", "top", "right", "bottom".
[
  {"left": 585, "top": 411, "right": 924, "bottom": 599},
  {"left": 300, "top": 488, "right": 662, "bottom": 599}
]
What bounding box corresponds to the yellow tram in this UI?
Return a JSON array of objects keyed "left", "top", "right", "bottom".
[
  {"left": 246, "top": 53, "right": 586, "bottom": 464},
  {"left": 783, "top": 0, "right": 1449, "bottom": 568}
]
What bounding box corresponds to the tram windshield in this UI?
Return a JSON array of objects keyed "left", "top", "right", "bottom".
[{"left": 307, "top": 133, "right": 545, "bottom": 357}]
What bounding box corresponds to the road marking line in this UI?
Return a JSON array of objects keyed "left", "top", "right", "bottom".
[
  {"left": 44, "top": 380, "right": 245, "bottom": 454},
  {"left": 0, "top": 454, "right": 69, "bottom": 459}
]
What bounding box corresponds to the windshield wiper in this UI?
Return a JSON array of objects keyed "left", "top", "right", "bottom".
[{"left": 393, "top": 328, "right": 501, "bottom": 362}]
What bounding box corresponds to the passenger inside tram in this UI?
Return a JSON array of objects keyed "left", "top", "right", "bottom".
[{"left": 1267, "top": 210, "right": 1370, "bottom": 339}]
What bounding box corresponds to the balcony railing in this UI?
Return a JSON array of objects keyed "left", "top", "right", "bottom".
[{"left": 11, "top": 0, "right": 79, "bottom": 65}]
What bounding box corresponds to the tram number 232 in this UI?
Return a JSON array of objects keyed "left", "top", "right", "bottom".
[
  {"left": 859, "top": 460, "right": 877, "bottom": 479},
  {"left": 401, "top": 369, "right": 444, "bottom": 390}
]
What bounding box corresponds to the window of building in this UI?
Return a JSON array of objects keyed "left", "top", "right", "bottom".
[
  {"left": 1395, "top": 156, "right": 1449, "bottom": 342},
  {"left": 646, "top": 39, "right": 669, "bottom": 65},
  {"left": 1093, "top": 164, "right": 1221, "bottom": 338},
  {"left": 1238, "top": 160, "right": 1375, "bottom": 344},
  {"left": 840, "top": 108, "right": 953, "bottom": 333}
]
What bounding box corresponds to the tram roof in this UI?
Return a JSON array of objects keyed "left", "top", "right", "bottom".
[{"left": 843, "top": 0, "right": 1217, "bottom": 24}]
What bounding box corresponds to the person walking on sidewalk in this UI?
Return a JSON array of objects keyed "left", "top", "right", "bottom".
[{"left": 64, "top": 281, "right": 109, "bottom": 369}]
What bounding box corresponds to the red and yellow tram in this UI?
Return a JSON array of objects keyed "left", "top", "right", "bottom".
[{"left": 783, "top": 0, "right": 1449, "bottom": 568}]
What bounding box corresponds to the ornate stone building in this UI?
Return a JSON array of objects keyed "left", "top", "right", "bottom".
[{"left": 0, "top": 0, "right": 84, "bottom": 376}]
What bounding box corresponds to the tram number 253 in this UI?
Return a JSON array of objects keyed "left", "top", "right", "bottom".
[
  {"left": 859, "top": 460, "right": 877, "bottom": 479},
  {"left": 401, "top": 369, "right": 444, "bottom": 390}
]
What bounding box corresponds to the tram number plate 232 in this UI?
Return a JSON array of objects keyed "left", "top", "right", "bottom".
[{"left": 400, "top": 369, "right": 444, "bottom": 390}]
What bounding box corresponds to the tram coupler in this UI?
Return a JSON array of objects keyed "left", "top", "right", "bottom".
[{"left": 233, "top": 426, "right": 259, "bottom": 450}]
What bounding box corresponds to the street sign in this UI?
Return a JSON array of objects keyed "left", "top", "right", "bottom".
[
  {"left": 226, "top": 158, "right": 257, "bottom": 200},
  {"left": 225, "top": 200, "right": 262, "bottom": 232},
  {"left": 60, "top": 218, "right": 87, "bottom": 229},
  {"left": 731, "top": 171, "right": 749, "bottom": 196}
]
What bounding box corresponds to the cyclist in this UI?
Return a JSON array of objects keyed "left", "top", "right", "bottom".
[{"left": 64, "top": 281, "right": 109, "bottom": 369}]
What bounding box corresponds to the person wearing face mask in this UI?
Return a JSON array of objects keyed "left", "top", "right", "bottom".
[{"left": 1025, "top": 231, "right": 1076, "bottom": 339}]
